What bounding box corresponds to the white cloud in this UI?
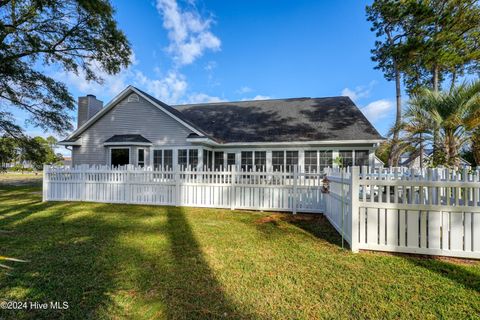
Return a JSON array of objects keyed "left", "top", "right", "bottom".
[
  {"left": 52, "top": 1, "right": 222, "bottom": 106},
  {"left": 360, "top": 99, "right": 393, "bottom": 122},
  {"left": 156, "top": 0, "right": 221, "bottom": 65},
  {"left": 252, "top": 95, "right": 271, "bottom": 101},
  {"left": 241, "top": 95, "right": 272, "bottom": 101},
  {"left": 53, "top": 60, "right": 134, "bottom": 98},
  {"left": 236, "top": 86, "right": 253, "bottom": 94},
  {"left": 184, "top": 93, "right": 223, "bottom": 104},
  {"left": 204, "top": 61, "right": 217, "bottom": 71},
  {"left": 341, "top": 81, "right": 377, "bottom": 102},
  {"left": 134, "top": 70, "right": 188, "bottom": 104}
]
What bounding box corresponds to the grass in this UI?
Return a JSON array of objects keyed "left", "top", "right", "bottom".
[
  {"left": 0, "top": 181, "right": 479, "bottom": 319},
  {"left": 0, "top": 173, "right": 42, "bottom": 186}
]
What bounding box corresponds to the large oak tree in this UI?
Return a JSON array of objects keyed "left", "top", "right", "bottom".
[{"left": 0, "top": 0, "right": 131, "bottom": 137}]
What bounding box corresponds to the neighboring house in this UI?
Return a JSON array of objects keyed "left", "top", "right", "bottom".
[
  {"left": 60, "top": 156, "right": 72, "bottom": 167},
  {"left": 59, "top": 86, "right": 384, "bottom": 171},
  {"left": 4, "top": 160, "right": 33, "bottom": 169},
  {"left": 400, "top": 149, "right": 471, "bottom": 169},
  {"left": 374, "top": 155, "right": 385, "bottom": 168}
]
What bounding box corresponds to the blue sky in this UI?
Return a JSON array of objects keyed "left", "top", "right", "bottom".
[{"left": 25, "top": 0, "right": 396, "bottom": 145}]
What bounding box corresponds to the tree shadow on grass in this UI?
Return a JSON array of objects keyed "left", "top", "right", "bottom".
[
  {"left": 401, "top": 255, "right": 480, "bottom": 293},
  {"left": 254, "top": 213, "right": 344, "bottom": 248},
  {"left": 159, "top": 206, "right": 251, "bottom": 319},
  {"left": 0, "top": 195, "right": 251, "bottom": 319},
  {"left": 0, "top": 203, "right": 121, "bottom": 319}
]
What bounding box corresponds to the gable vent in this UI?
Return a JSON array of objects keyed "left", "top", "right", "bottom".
[{"left": 128, "top": 94, "right": 139, "bottom": 103}]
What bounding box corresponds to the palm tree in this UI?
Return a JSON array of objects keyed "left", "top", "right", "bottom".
[
  {"left": 388, "top": 105, "right": 433, "bottom": 168},
  {"left": 403, "top": 81, "right": 480, "bottom": 167},
  {"left": 472, "top": 128, "right": 480, "bottom": 166}
]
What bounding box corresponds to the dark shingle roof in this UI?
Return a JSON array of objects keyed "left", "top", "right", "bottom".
[
  {"left": 104, "top": 134, "right": 151, "bottom": 143},
  {"left": 174, "top": 97, "right": 383, "bottom": 143}
]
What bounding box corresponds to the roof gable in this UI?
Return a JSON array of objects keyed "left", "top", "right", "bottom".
[{"left": 65, "top": 86, "right": 206, "bottom": 141}]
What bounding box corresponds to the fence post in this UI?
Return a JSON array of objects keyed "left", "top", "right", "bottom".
[
  {"left": 126, "top": 167, "right": 131, "bottom": 204},
  {"left": 81, "top": 167, "right": 86, "bottom": 201},
  {"left": 42, "top": 164, "right": 48, "bottom": 202},
  {"left": 350, "top": 166, "right": 360, "bottom": 252},
  {"left": 230, "top": 166, "right": 236, "bottom": 210},
  {"left": 175, "top": 165, "right": 181, "bottom": 206},
  {"left": 292, "top": 165, "right": 298, "bottom": 214}
]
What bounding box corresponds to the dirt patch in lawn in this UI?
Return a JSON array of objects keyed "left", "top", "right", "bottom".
[
  {"left": 361, "top": 250, "right": 480, "bottom": 266},
  {"left": 256, "top": 213, "right": 323, "bottom": 224}
]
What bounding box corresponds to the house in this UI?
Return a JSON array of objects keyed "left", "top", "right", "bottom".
[
  {"left": 373, "top": 155, "right": 385, "bottom": 168},
  {"left": 59, "top": 86, "right": 384, "bottom": 171},
  {"left": 400, "top": 149, "right": 471, "bottom": 169},
  {"left": 59, "top": 156, "right": 72, "bottom": 167}
]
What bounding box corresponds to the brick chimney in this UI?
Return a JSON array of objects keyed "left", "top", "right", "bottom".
[{"left": 77, "top": 94, "right": 103, "bottom": 128}]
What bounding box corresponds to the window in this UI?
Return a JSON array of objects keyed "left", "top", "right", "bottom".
[
  {"left": 319, "top": 150, "right": 333, "bottom": 170},
  {"left": 241, "top": 151, "right": 253, "bottom": 171},
  {"left": 286, "top": 151, "right": 298, "bottom": 172},
  {"left": 203, "top": 150, "right": 213, "bottom": 170},
  {"left": 153, "top": 149, "right": 173, "bottom": 169},
  {"left": 178, "top": 149, "right": 198, "bottom": 169},
  {"left": 164, "top": 150, "right": 173, "bottom": 169},
  {"left": 227, "top": 153, "right": 236, "bottom": 167},
  {"left": 111, "top": 148, "right": 129, "bottom": 167},
  {"left": 214, "top": 152, "right": 224, "bottom": 170},
  {"left": 153, "top": 150, "right": 162, "bottom": 169},
  {"left": 304, "top": 151, "right": 318, "bottom": 173},
  {"left": 355, "top": 150, "right": 369, "bottom": 167},
  {"left": 137, "top": 149, "right": 145, "bottom": 167},
  {"left": 272, "top": 151, "right": 284, "bottom": 171},
  {"left": 339, "top": 150, "right": 353, "bottom": 167},
  {"left": 189, "top": 149, "right": 198, "bottom": 169},
  {"left": 178, "top": 149, "right": 188, "bottom": 168},
  {"left": 254, "top": 151, "right": 266, "bottom": 171}
]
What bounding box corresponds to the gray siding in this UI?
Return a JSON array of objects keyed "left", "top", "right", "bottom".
[{"left": 72, "top": 94, "right": 194, "bottom": 166}]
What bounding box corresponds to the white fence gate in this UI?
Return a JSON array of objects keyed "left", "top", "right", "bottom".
[
  {"left": 323, "top": 167, "right": 480, "bottom": 259},
  {"left": 43, "top": 165, "right": 326, "bottom": 213}
]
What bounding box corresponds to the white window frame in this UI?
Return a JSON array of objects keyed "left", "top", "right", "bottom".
[
  {"left": 150, "top": 148, "right": 175, "bottom": 169},
  {"left": 108, "top": 147, "right": 132, "bottom": 166},
  {"left": 137, "top": 148, "right": 145, "bottom": 167}
]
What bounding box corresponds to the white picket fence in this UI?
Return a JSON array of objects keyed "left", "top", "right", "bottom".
[
  {"left": 43, "top": 165, "right": 325, "bottom": 213},
  {"left": 323, "top": 166, "right": 480, "bottom": 259},
  {"left": 43, "top": 165, "right": 480, "bottom": 259}
]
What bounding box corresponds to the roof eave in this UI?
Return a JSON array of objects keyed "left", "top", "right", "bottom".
[
  {"left": 186, "top": 138, "right": 384, "bottom": 147},
  {"left": 186, "top": 137, "right": 220, "bottom": 146},
  {"left": 103, "top": 142, "right": 153, "bottom": 147},
  {"left": 218, "top": 139, "right": 385, "bottom": 147},
  {"left": 58, "top": 140, "right": 81, "bottom": 146}
]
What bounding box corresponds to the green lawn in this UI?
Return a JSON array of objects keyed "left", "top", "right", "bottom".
[
  {"left": 0, "top": 182, "right": 479, "bottom": 319},
  {"left": 0, "top": 173, "right": 42, "bottom": 186}
]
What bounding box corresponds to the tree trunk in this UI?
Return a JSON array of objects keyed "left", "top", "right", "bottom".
[
  {"left": 472, "top": 129, "right": 480, "bottom": 167},
  {"left": 388, "top": 62, "right": 402, "bottom": 167},
  {"left": 419, "top": 133, "right": 424, "bottom": 169},
  {"left": 445, "top": 131, "right": 458, "bottom": 167},
  {"left": 450, "top": 69, "right": 457, "bottom": 92},
  {"left": 432, "top": 64, "right": 439, "bottom": 92},
  {"left": 431, "top": 64, "right": 441, "bottom": 166}
]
